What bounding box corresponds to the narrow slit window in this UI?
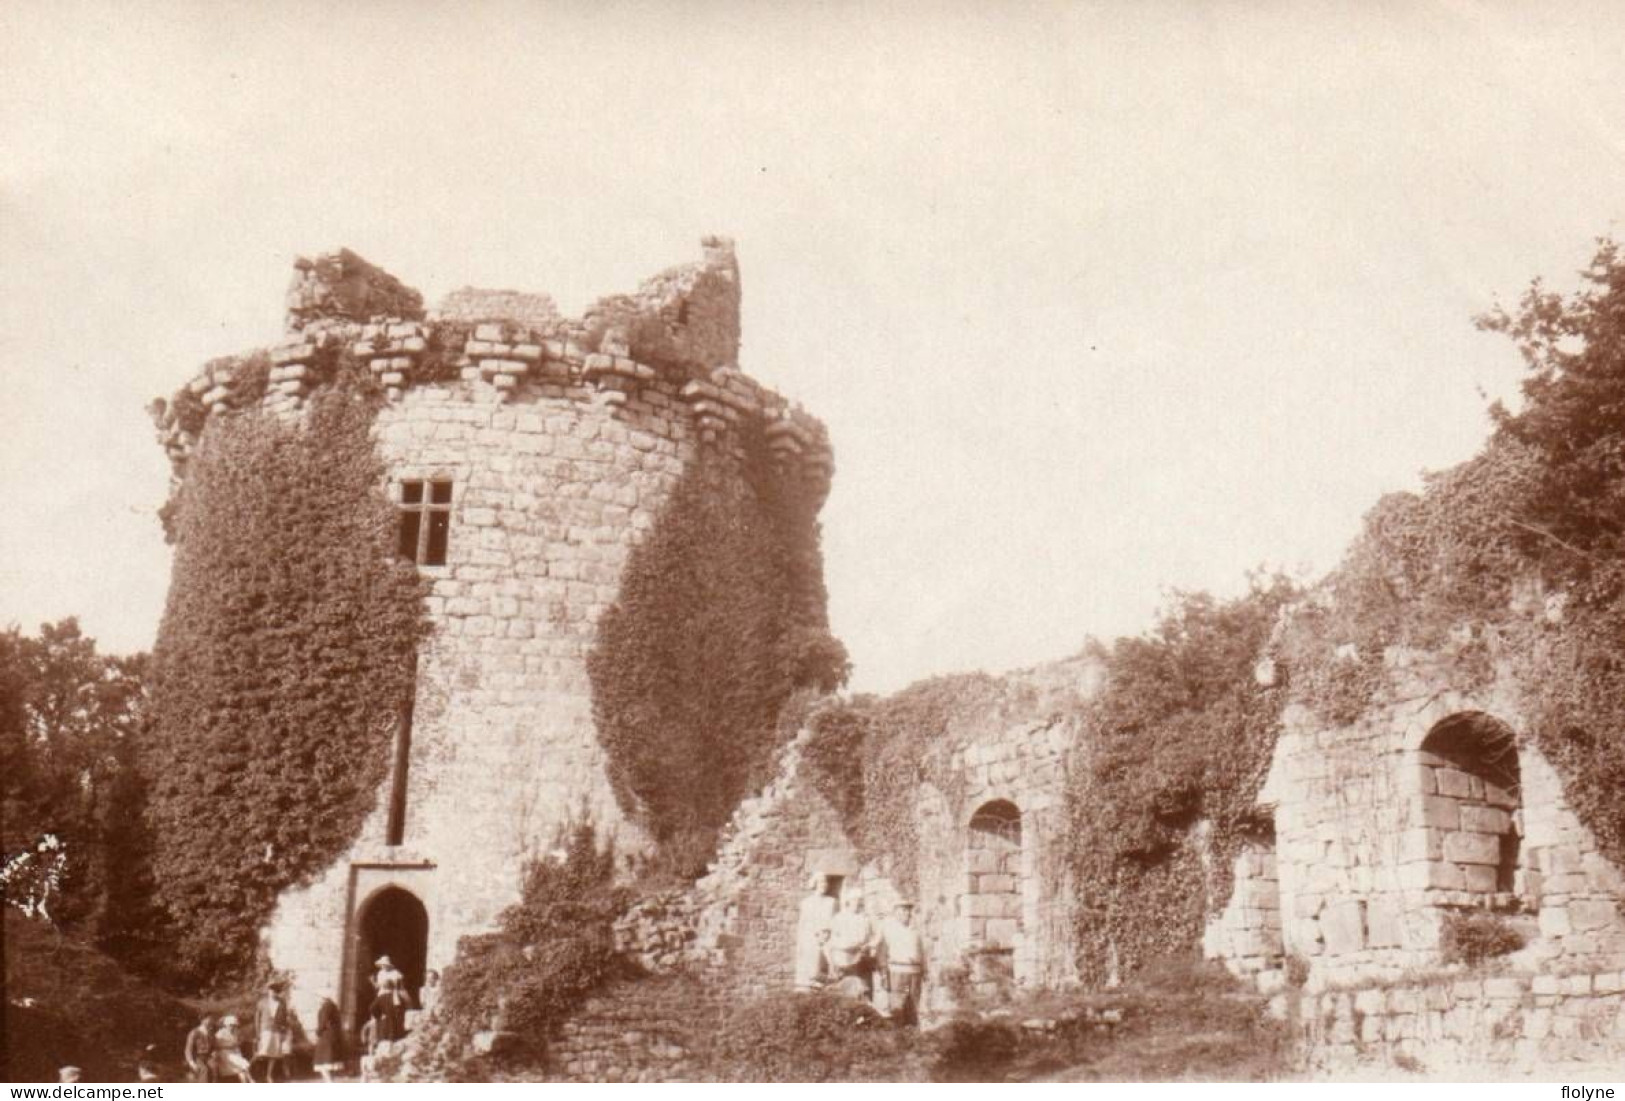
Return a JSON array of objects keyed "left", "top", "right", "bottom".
[{"left": 398, "top": 479, "right": 453, "bottom": 566}]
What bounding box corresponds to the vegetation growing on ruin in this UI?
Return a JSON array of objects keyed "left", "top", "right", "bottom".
[
  {"left": 1063, "top": 575, "right": 1298, "bottom": 986},
  {"left": 704, "top": 990, "right": 912, "bottom": 1082},
  {"left": 144, "top": 380, "right": 428, "bottom": 984},
  {"left": 588, "top": 419, "right": 848, "bottom": 871},
  {"left": 431, "top": 818, "right": 631, "bottom": 1064},
  {"left": 1438, "top": 910, "right": 1526, "bottom": 966},
  {"left": 698, "top": 960, "right": 1288, "bottom": 1083},
  {"left": 802, "top": 673, "right": 1017, "bottom": 892},
  {"left": 1273, "top": 238, "right": 1625, "bottom": 869}
]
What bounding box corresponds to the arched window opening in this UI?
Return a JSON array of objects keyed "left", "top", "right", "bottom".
[
  {"left": 1419, "top": 712, "right": 1523, "bottom": 901},
  {"left": 965, "top": 799, "right": 1024, "bottom": 971}
]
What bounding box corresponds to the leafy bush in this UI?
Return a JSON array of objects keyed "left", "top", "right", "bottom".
[
  {"left": 704, "top": 990, "right": 907, "bottom": 1082},
  {"left": 143, "top": 384, "right": 428, "bottom": 985},
  {"left": 1064, "top": 576, "right": 1298, "bottom": 986},
  {"left": 1439, "top": 910, "right": 1526, "bottom": 965},
  {"left": 588, "top": 418, "right": 847, "bottom": 862},
  {"left": 437, "top": 818, "right": 630, "bottom": 1054}
]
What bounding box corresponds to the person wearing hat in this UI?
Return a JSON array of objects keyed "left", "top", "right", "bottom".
[
  {"left": 878, "top": 900, "right": 925, "bottom": 1026},
  {"left": 213, "top": 1015, "right": 253, "bottom": 1082},
  {"left": 254, "top": 979, "right": 294, "bottom": 1082},
  {"left": 372, "top": 955, "right": 403, "bottom": 994},
  {"left": 826, "top": 889, "right": 879, "bottom": 999},
  {"left": 184, "top": 1013, "right": 217, "bottom": 1082}
]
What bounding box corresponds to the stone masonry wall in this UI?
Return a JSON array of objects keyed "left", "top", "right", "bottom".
[
  {"left": 1203, "top": 841, "right": 1286, "bottom": 991},
  {"left": 543, "top": 972, "right": 727, "bottom": 1082},
  {"left": 1301, "top": 969, "right": 1625, "bottom": 1075},
  {"left": 616, "top": 657, "right": 1097, "bottom": 1016},
  {"left": 154, "top": 240, "right": 833, "bottom": 1031},
  {"left": 1209, "top": 646, "right": 1625, "bottom": 1019}
]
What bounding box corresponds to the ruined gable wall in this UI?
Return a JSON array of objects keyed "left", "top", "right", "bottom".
[{"left": 616, "top": 659, "right": 1093, "bottom": 1015}]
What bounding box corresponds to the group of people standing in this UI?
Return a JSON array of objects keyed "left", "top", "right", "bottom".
[
  {"left": 180, "top": 961, "right": 441, "bottom": 1083},
  {"left": 793, "top": 875, "right": 925, "bottom": 1026},
  {"left": 182, "top": 980, "right": 301, "bottom": 1084}
]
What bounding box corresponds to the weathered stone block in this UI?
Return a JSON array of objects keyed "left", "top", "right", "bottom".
[
  {"left": 1539, "top": 906, "right": 1572, "bottom": 938},
  {"left": 985, "top": 918, "right": 1020, "bottom": 947},
  {"left": 1420, "top": 796, "right": 1460, "bottom": 830},
  {"left": 1459, "top": 805, "right": 1512, "bottom": 834},
  {"left": 1567, "top": 901, "right": 1618, "bottom": 932},
  {"left": 1398, "top": 828, "right": 1443, "bottom": 863},
  {"left": 1443, "top": 830, "right": 1501, "bottom": 866},
  {"left": 1435, "top": 769, "right": 1475, "bottom": 799},
  {"left": 1354, "top": 988, "right": 1386, "bottom": 1015},
  {"left": 1365, "top": 897, "right": 1403, "bottom": 948},
  {"left": 1321, "top": 900, "right": 1367, "bottom": 955}
]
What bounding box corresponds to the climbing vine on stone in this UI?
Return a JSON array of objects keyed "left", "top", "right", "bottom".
[
  {"left": 803, "top": 672, "right": 1018, "bottom": 893},
  {"left": 144, "top": 384, "right": 428, "bottom": 985},
  {"left": 588, "top": 419, "right": 847, "bottom": 871},
  {"left": 1063, "top": 576, "right": 1297, "bottom": 986},
  {"left": 1272, "top": 237, "right": 1625, "bottom": 870}
]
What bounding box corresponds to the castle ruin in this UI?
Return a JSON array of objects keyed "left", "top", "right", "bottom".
[{"left": 151, "top": 240, "right": 1625, "bottom": 1075}]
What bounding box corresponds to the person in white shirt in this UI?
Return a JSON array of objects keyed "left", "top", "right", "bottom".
[
  {"left": 794, "top": 874, "right": 837, "bottom": 987},
  {"left": 794, "top": 926, "right": 834, "bottom": 991},
  {"left": 826, "top": 889, "right": 878, "bottom": 998},
  {"left": 878, "top": 900, "right": 925, "bottom": 1025}
]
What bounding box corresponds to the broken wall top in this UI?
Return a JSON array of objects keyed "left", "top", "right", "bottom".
[{"left": 154, "top": 237, "right": 826, "bottom": 492}]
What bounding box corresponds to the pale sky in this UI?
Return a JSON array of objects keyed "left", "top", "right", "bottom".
[{"left": 3, "top": 1, "right": 1624, "bottom": 693}]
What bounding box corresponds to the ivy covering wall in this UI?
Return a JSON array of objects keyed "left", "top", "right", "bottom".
[
  {"left": 144, "top": 384, "right": 427, "bottom": 984},
  {"left": 802, "top": 673, "right": 1015, "bottom": 893},
  {"left": 1274, "top": 238, "right": 1625, "bottom": 867},
  {"left": 587, "top": 421, "right": 847, "bottom": 870},
  {"left": 1063, "top": 577, "right": 1297, "bottom": 986}
]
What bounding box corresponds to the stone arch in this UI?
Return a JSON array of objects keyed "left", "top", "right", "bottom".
[
  {"left": 964, "top": 800, "right": 1023, "bottom": 989},
  {"left": 351, "top": 884, "right": 429, "bottom": 1029},
  {"left": 1416, "top": 711, "right": 1524, "bottom": 901}
]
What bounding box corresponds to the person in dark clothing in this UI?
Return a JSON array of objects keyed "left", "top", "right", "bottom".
[
  {"left": 313, "top": 997, "right": 344, "bottom": 1082},
  {"left": 184, "top": 1015, "right": 216, "bottom": 1083},
  {"left": 370, "top": 977, "right": 411, "bottom": 1050}
]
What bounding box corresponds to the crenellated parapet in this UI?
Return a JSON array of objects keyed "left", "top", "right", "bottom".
[{"left": 151, "top": 238, "right": 831, "bottom": 502}]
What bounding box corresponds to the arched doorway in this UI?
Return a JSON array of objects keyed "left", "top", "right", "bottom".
[
  {"left": 965, "top": 799, "right": 1023, "bottom": 991},
  {"left": 352, "top": 886, "right": 429, "bottom": 1029}
]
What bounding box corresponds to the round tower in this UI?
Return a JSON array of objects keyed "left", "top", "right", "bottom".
[{"left": 149, "top": 240, "right": 835, "bottom": 1025}]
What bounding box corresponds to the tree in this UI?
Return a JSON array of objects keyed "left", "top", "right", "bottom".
[
  {"left": 0, "top": 619, "right": 154, "bottom": 948},
  {"left": 1478, "top": 237, "right": 1625, "bottom": 571},
  {"left": 1477, "top": 238, "right": 1625, "bottom": 861}
]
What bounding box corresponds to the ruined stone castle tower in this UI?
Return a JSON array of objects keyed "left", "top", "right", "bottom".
[{"left": 151, "top": 239, "right": 832, "bottom": 1027}]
